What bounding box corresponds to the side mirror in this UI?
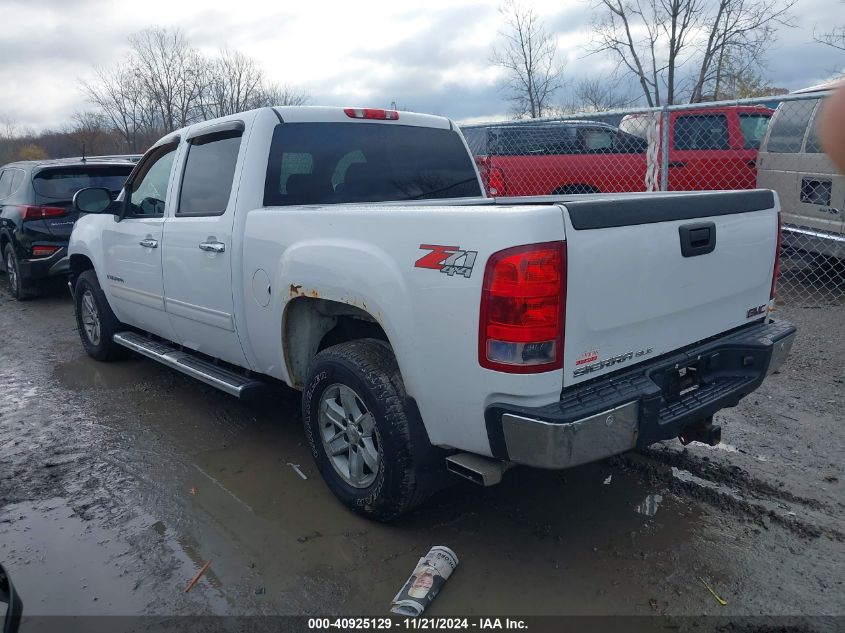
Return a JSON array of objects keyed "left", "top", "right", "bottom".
[
  {"left": 0, "top": 564, "right": 22, "bottom": 633},
  {"left": 73, "top": 187, "right": 114, "bottom": 214}
]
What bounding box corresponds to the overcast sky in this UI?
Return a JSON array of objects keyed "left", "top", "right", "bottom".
[{"left": 0, "top": 0, "right": 841, "bottom": 131}]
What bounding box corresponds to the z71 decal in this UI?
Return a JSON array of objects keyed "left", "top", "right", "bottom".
[{"left": 415, "top": 244, "right": 478, "bottom": 279}]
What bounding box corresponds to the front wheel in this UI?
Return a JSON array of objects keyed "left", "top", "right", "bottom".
[
  {"left": 302, "top": 339, "right": 432, "bottom": 521},
  {"left": 74, "top": 270, "right": 128, "bottom": 361}
]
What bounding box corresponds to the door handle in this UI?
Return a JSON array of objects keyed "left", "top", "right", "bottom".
[
  {"left": 199, "top": 241, "right": 225, "bottom": 253},
  {"left": 668, "top": 161, "right": 686, "bottom": 168},
  {"left": 139, "top": 238, "right": 158, "bottom": 248}
]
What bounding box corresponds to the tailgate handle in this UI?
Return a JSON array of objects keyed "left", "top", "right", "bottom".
[{"left": 679, "top": 222, "right": 716, "bottom": 257}]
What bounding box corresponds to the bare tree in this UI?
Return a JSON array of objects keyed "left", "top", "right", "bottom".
[
  {"left": 0, "top": 115, "right": 17, "bottom": 140},
  {"left": 201, "top": 49, "right": 267, "bottom": 118},
  {"left": 66, "top": 111, "right": 109, "bottom": 156},
  {"left": 81, "top": 65, "right": 150, "bottom": 151},
  {"left": 591, "top": 0, "right": 794, "bottom": 106},
  {"left": 815, "top": 27, "right": 845, "bottom": 52},
  {"left": 128, "top": 28, "right": 207, "bottom": 132},
  {"left": 82, "top": 26, "right": 310, "bottom": 150},
  {"left": 699, "top": 62, "right": 787, "bottom": 100},
  {"left": 591, "top": 0, "right": 698, "bottom": 107},
  {"left": 814, "top": 4, "right": 845, "bottom": 52},
  {"left": 259, "top": 82, "right": 310, "bottom": 107},
  {"left": 689, "top": 0, "right": 795, "bottom": 102},
  {"left": 559, "top": 76, "right": 636, "bottom": 113},
  {"left": 491, "top": 0, "right": 565, "bottom": 118}
]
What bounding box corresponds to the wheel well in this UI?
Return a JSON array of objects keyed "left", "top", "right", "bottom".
[
  {"left": 552, "top": 184, "right": 601, "bottom": 195},
  {"left": 69, "top": 254, "right": 95, "bottom": 284},
  {"left": 283, "top": 297, "right": 389, "bottom": 389}
]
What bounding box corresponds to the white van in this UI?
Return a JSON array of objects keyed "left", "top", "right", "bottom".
[{"left": 757, "top": 82, "right": 845, "bottom": 259}]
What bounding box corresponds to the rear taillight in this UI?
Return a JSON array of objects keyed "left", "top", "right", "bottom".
[
  {"left": 479, "top": 241, "right": 567, "bottom": 373},
  {"left": 344, "top": 108, "right": 399, "bottom": 120},
  {"left": 16, "top": 205, "right": 67, "bottom": 220},
  {"left": 770, "top": 211, "right": 782, "bottom": 302},
  {"left": 31, "top": 245, "right": 61, "bottom": 258},
  {"left": 487, "top": 167, "right": 506, "bottom": 196}
]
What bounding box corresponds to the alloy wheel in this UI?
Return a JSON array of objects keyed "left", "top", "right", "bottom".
[
  {"left": 318, "top": 383, "right": 381, "bottom": 488},
  {"left": 6, "top": 250, "right": 17, "bottom": 294},
  {"left": 80, "top": 289, "right": 101, "bottom": 346}
]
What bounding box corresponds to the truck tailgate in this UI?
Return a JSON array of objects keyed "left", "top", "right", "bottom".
[{"left": 560, "top": 190, "right": 778, "bottom": 387}]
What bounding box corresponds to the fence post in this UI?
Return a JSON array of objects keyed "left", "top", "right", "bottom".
[{"left": 660, "top": 105, "right": 670, "bottom": 192}]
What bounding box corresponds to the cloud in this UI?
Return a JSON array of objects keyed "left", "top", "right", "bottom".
[{"left": 0, "top": 0, "right": 840, "bottom": 133}]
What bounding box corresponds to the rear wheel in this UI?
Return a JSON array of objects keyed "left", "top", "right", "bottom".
[
  {"left": 302, "top": 339, "right": 433, "bottom": 521},
  {"left": 3, "top": 244, "right": 37, "bottom": 300},
  {"left": 74, "top": 270, "right": 128, "bottom": 361}
]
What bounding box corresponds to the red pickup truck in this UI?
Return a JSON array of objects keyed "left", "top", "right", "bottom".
[{"left": 463, "top": 106, "right": 773, "bottom": 196}]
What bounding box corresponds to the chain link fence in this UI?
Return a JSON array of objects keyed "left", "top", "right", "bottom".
[{"left": 460, "top": 91, "right": 844, "bottom": 307}]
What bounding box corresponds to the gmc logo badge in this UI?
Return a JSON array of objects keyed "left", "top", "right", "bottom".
[{"left": 746, "top": 304, "right": 767, "bottom": 318}]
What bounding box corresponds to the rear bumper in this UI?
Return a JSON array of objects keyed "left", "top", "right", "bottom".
[
  {"left": 18, "top": 247, "right": 69, "bottom": 281},
  {"left": 485, "top": 319, "right": 796, "bottom": 469}
]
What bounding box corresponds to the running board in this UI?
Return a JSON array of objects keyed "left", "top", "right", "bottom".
[{"left": 113, "top": 331, "right": 265, "bottom": 398}]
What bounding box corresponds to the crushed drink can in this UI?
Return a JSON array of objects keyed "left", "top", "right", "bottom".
[{"left": 390, "top": 546, "right": 458, "bottom": 617}]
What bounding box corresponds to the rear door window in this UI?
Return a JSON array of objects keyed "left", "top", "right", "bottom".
[
  {"left": 497, "top": 126, "right": 581, "bottom": 155},
  {"left": 0, "top": 170, "right": 12, "bottom": 198},
  {"left": 264, "top": 123, "right": 482, "bottom": 205},
  {"left": 32, "top": 165, "right": 133, "bottom": 201},
  {"left": 580, "top": 128, "right": 614, "bottom": 152},
  {"left": 804, "top": 102, "right": 825, "bottom": 153},
  {"left": 178, "top": 131, "right": 243, "bottom": 216},
  {"left": 764, "top": 100, "right": 817, "bottom": 153},
  {"left": 10, "top": 169, "right": 24, "bottom": 195},
  {"left": 739, "top": 114, "right": 771, "bottom": 149},
  {"left": 673, "top": 115, "right": 729, "bottom": 150}
]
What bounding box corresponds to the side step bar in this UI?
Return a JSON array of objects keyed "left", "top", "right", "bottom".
[{"left": 113, "top": 331, "right": 265, "bottom": 398}]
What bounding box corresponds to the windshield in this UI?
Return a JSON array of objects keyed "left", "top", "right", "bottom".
[
  {"left": 33, "top": 165, "right": 133, "bottom": 200},
  {"left": 264, "top": 122, "right": 482, "bottom": 206}
]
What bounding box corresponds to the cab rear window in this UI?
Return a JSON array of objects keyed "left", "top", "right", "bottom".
[
  {"left": 264, "top": 123, "right": 482, "bottom": 206},
  {"left": 33, "top": 165, "right": 133, "bottom": 200}
]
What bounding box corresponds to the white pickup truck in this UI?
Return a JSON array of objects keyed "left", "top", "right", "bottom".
[{"left": 68, "top": 106, "right": 796, "bottom": 520}]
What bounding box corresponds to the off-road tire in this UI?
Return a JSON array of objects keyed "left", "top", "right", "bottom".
[
  {"left": 302, "top": 339, "right": 432, "bottom": 521},
  {"left": 3, "top": 243, "right": 37, "bottom": 300},
  {"left": 74, "top": 270, "right": 128, "bottom": 361}
]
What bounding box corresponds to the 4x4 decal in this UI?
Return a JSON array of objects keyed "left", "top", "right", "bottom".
[{"left": 415, "top": 244, "right": 478, "bottom": 279}]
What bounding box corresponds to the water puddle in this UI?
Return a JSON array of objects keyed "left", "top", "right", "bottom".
[
  {"left": 0, "top": 498, "right": 148, "bottom": 615},
  {"left": 53, "top": 357, "right": 163, "bottom": 390}
]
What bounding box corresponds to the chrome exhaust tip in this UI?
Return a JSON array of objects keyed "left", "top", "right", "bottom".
[{"left": 445, "top": 453, "right": 506, "bottom": 487}]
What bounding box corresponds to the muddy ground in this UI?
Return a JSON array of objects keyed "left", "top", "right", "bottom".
[{"left": 1, "top": 280, "right": 843, "bottom": 627}]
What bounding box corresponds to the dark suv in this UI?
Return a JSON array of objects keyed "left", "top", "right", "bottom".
[{"left": 0, "top": 157, "right": 137, "bottom": 299}]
